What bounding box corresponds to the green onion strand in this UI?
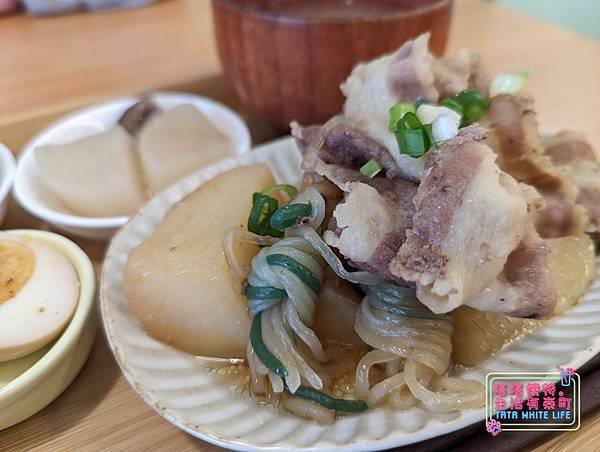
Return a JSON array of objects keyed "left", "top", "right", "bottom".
[
  {"left": 266, "top": 254, "right": 321, "bottom": 294},
  {"left": 250, "top": 312, "right": 288, "bottom": 377},
  {"left": 247, "top": 193, "right": 283, "bottom": 237},
  {"left": 284, "top": 384, "right": 368, "bottom": 413},
  {"left": 246, "top": 285, "right": 287, "bottom": 300},
  {"left": 370, "top": 297, "right": 450, "bottom": 320},
  {"left": 400, "top": 111, "right": 422, "bottom": 130},
  {"left": 269, "top": 203, "right": 312, "bottom": 231}
]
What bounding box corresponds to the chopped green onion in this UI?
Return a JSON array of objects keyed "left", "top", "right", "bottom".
[
  {"left": 250, "top": 313, "right": 287, "bottom": 377},
  {"left": 359, "top": 159, "right": 382, "bottom": 179},
  {"left": 489, "top": 71, "right": 529, "bottom": 97},
  {"left": 284, "top": 384, "right": 368, "bottom": 413},
  {"left": 391, "top": 111, "right": 433, "bottom": 158},
  {"left": 416, "top": 103, "right": 462, "bottom": 126},
  {"left": 395, "top": 128, "right": 428, "bottom": 158},
  {"left": 441, "top": 98, "right": 464, "bottom": 115},
  {"left": 453, "top": 89, "right": 486, "bottom": 105},
  {"left": 414, "top": 98, "right": 429, "bottom": 109},
  {"left": 400, "top": 111, "right": 422, "bottom": 130},
  {"left": 247, "top": 194, "right": 283, "bottom": 237},
  {"left": 246, "top": 285, "right": 286, "bottom": 300},
  {"left": 422, "top": 123, "right": 438, "bottom": 149},
  {"left": 465, "top": 102, "right": 486, "bottom": 122},
  {"left": 261, "top": 184, "right": 298, "bottom": 200},
  {"left": 269, "top": 203, "right": 312, "bottom": 230},
  {"left": 266, "top": 254, "right": 321, "bottom": 294},
  {"left": 441, "top": 89, "right": 490, "bottom": 126},
  {"left": 388, "top": 102, "right": 416, "bottom": 131}
]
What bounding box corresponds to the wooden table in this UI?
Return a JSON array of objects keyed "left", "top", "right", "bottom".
[{"left": 1, "top": 0, "right": 599, "bottom": 450}]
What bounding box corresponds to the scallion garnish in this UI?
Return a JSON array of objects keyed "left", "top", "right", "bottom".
[
  {"left": 396, "top": 128, "right": 428, "bottom": 157},
  {"left": 422, "top": 123, "right": 438, "bottom": 149},
  {"left": 441, "top": 97, "right": 464, "bottom": 115},
  {"left": 440, "top": 89, "right": 490, "bottom": 125},
  {"left": 489, "top": 71, "right": 529, "bottom": 97},
  {"left": 388, "top": 102, "right": 416, "bottom": 131},
  {"left": 359, "top": 159, "right": 382, "bottom": 179},
  {"left": 392, "top": 112, "right": 431, "bottom": 158},
  {"left": 400, "top": 111, "right": 422, "bottom": 130}
]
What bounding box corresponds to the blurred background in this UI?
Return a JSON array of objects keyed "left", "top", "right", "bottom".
[{"left": 1, "top": 0, "right": 599, "bottom": 153}]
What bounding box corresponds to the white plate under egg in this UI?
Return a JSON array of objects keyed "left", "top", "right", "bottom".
[{"left": 101, "top": 137, "right": 600, "bottom": 451}]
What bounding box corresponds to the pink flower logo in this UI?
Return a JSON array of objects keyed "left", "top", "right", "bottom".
[
  {"left": 486, "top": 419, "right": 502, "bottom": 437},
  {"left": 556, "top": 365, "right": 575, "bottom": 375},
  {"left": 556, "top": 365, "right": 575, "bottom": 386}
]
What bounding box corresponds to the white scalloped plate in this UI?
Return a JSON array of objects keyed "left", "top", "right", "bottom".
[{"left": 100, "top": 137, "right": 600, "bottom": 451}]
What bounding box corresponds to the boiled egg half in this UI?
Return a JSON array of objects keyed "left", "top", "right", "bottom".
[{"left": 0, "top": 232, "right": 79, "bottom": 362}]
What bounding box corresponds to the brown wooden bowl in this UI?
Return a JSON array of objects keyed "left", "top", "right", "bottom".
[{"left": 212, "top": 0, "right": 452, "bottom": 132}]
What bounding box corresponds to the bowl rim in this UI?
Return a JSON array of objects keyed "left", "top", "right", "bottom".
[
  {"left": 0, "top": 144, "right": 16, "bottom": 207},
  {"left": 13, "top": 91, "right": 252, "bottom": 230},
  {"left": 0, "top": 229, "right": 96, "bottom": 402},
  {"left": 212, "top": 0, "right": 451, "bottom": 24}
]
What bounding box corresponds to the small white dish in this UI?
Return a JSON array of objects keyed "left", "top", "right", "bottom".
[
  {"left": 0, "top": 229, "right": 96, "bottom": 430},
  {"left": 13, "top": 92, "right": 251, "bottom": 240},
  {"left": 101, "top": 137, "right": 600, "bottom": 451},
  {"left": 0, "top": 143, "right": 16, "bottom": 226}
]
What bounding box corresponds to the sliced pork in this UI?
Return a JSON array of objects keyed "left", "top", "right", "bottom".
[
  {"left": 466, "top": 225, "right": 556, "bottom": 319},
  {"left": 341, "top": 33, "right": 482, "bottom": 181},
  {"left": 482, "top": 94, "right": 586, "bottom": 237},
  {"left": 389, "top": 129, "right": 556, "bottom": 319},
  {"left": 543, "top": 131, "right": 600, "bottom": 233},
  {"left": 293, "top": 120, "right": 417, "bottom": 282}
]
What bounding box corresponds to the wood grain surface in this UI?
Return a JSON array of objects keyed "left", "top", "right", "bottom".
[{"left": 0, "top": 0, "right": 599, "bottom": 450}]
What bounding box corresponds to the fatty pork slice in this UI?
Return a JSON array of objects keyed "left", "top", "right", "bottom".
[
  {"left": 324, "top": 179, "right": 416, "bottom": 281},
  {"left": 466, "top": 224, "right": 556, "bottom": 319},
  {"left": 293, "top": 120, "right": 417, "bottom": 281},
  {"left": 340, "top": 33, "right": 478, "bottom": 181},
  {"left": 293, "top": 119, "right": 403, "bottom": 181},
  {"left": 389, "top": 132, "right": 556, "bottom": 318},
  {"left": 544, "top": 131, "right": 600, "bottom": 233},
  {"left": 482, "top": 94, "right": 586, "bottom": 237}
]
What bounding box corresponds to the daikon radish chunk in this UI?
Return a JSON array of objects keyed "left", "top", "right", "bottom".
[
  {"left": 137, "top": 104, "right": 234, "bottom": 194},
  {"left": 452, "top": 235, "right": 595, "bottom": 367},
  {"left": 124, "top": 165, "right": 274, "bottom": 359},
  {"left": 35, "top": 125, "right": 147, "bottom": 217}
]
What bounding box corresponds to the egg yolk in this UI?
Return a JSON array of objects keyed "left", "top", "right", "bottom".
[{"left": 0, "top": 240, "right": 35, "bottom": 304}]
